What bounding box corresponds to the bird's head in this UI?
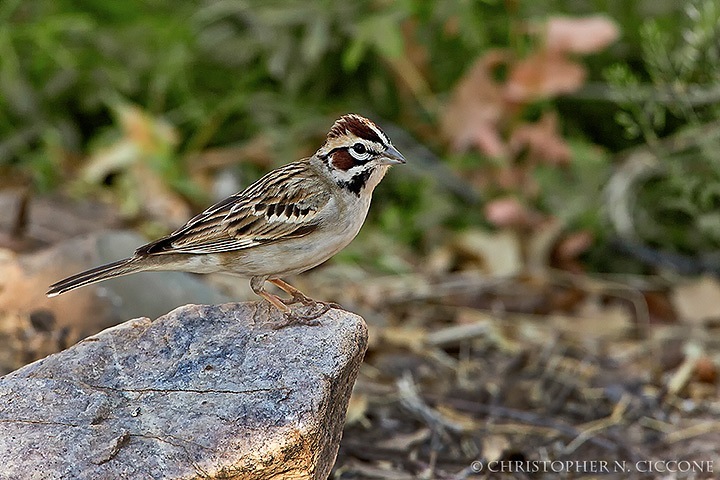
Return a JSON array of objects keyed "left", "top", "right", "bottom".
[{"left": 315, "top": 114, "right": 405, "bottom": 195}]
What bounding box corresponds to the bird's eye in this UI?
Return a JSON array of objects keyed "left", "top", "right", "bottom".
[{"left": 352, "top": 143, "right": 366, "bottom": 154}]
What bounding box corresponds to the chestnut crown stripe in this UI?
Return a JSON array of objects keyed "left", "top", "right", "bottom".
[{"left": 325, "top": 114, "right": 388, "bottom": 145}]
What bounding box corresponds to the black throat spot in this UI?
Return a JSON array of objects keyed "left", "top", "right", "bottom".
[{"left": 339, "top": 169, "right": 372, "bottom": 196}]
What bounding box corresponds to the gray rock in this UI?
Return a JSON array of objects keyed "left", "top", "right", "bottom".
[{"left": 0, "top": 302, "right": 368, "bottom": 479}]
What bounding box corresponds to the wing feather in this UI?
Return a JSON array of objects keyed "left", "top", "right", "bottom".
[{"left": 137, "top": 161, "right": 330, "bottom": 255}]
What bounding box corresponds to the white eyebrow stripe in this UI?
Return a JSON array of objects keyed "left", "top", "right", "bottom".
[{"left": 366, "top": 120, "right": 389, "bottom": 145}]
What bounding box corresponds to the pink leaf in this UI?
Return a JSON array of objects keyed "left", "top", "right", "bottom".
[
  {"left": 485, "top": 197, "right": 542, "bottom": 228},
  {"left": 442, "top": 51, "right": 508, "bottom": 154},
  {"left": 509, "top": 112, "right": 572, "bottom": 166},
  {"left": 546, "top": 16, "right": 619, "bottom": 54},
  {"left": 505, "top": 52, "right": 586, "bottom": 103}
]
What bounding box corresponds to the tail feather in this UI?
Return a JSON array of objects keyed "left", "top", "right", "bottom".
[{"left": 47, "top": 258, "right": 143, "bottom": 297}]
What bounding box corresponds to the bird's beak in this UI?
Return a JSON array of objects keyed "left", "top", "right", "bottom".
[{"left": 379, "top": 145, "right": 406, "bottom": 165}]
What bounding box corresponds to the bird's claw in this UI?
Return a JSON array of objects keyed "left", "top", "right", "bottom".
[
  {"left": 286, "top": 291, "right": 318, "bottom": 306},
  {"left": 273, "top": 310, "right": 322, "bottom": 329},
  {"left": 271, "top": 300, "right": 341, "bottom": 329},
  {"left": 286, "top": 292, "right": 342, "bottom": 310}
]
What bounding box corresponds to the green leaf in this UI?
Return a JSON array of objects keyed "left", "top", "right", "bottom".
[
  {"left": 342, "top": 37, "right": 367, "bottom": 71},
  {"left": 365, "top": 13, "right": 405, "bottom": 59},
  {"left": 302, "top": 17, "right": 329, "bottom": 64}
]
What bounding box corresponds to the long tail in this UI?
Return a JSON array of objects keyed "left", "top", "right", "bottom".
[{"left": 47, "top": 258, "right": 145, "bottom": 297}]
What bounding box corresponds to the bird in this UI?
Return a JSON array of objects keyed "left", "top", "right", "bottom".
[{"left": 47, "top": 114, "right": 406, "bottom": 327}]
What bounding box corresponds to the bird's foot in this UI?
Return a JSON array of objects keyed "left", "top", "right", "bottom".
[
  {"left": 285, "top": 291, "right": 315, "bottom": 305},
  {"left": 271, "top": 300, "right": 341, "bottom": 329},
  {"left": 286, "top": 292, "right": 342, "bottom": 310},
  {"left": 273, "top": 310, "right": 322, "bottom": 329}
]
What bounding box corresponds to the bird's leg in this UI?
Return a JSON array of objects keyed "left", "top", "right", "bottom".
[
  {"left": 251, "top": 277, "right": 322, "bottom": 329},
  {"left": 250, "top": 277, "right": 293, "bottom": 314},
  {"left": 270, "top": 278, "right": 342, "bottom": 311},
  {"left": 269, "top": 278, "right": 314, "bottom": 305}
]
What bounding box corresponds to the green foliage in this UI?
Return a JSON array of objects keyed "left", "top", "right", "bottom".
[
  {"left": 632, "top": 134, "right": 720, "bottom": 253},
  {"left": 0, "top": 0, "right": 199, "bottom": 165},
  {"left": 0, "top": 0, "right": 505, "bottom": 205},
  {"left": 4, "top": 0, "right": 715, "bottom": 269},
  {"left": 0, "top": 0, "right": 494, "bottom": 162},
  {"left": 534, "top": 140, "right": 611, "bottom": 231},
  {"left": 603, "top": 0, "right": 720, "bottom": 255},
  {"left": 605, "top": 0, "right": 720, "bottom": 143}
]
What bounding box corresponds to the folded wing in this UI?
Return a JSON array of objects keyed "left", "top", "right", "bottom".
[{"left": 137, "top": 162, "right": 330, "bottom": 255}]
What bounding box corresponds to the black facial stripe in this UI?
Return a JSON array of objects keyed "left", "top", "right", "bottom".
[{"left": 338, "top": 169, "right": 372, "bottom": 196}]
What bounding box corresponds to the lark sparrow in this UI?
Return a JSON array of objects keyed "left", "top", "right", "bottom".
[{"left": 47, "top": 114, "right": 405, "bottom": 326}]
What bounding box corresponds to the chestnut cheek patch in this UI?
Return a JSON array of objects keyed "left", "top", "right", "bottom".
[{"left": 331, "top": 149, "right": 356, "bottom": 171}]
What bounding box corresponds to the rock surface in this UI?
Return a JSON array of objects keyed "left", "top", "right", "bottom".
[{"left": 0, "top": 302, "right": 368, "bottom": 480}]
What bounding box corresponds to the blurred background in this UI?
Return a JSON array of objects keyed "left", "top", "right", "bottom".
[{"left": 1, "top": 0, "right": 719, "bottom": 478}]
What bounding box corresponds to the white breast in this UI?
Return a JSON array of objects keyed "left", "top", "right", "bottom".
[{"left": 218, "top": 190, "right": 372, "bottom": 278}]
